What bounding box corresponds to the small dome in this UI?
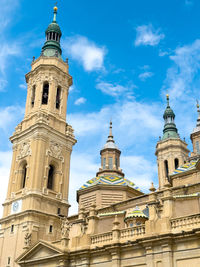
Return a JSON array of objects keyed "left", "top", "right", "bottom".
[
  {"left": 163, "top": 106, "right": 175, "bottom": 119},
  {"left": 124, "top": 206, "right": 148, "bottom": 221},
  {"left": 45, "top": 22, "right": 62, "bottom": 36},
  {"left": 103, "top": 140, "right": 119, "bottom": 150}
]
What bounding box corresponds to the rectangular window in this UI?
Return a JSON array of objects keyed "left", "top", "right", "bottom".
[
  {"left": 49, "top": 225, "right": 53, "bottom": 233},
  {"left": 103, "top": 158, "right": 106, "bottom": 169},
  {"left": 8, "top": 257, "right": 11, "bottom": 265},
  {"left": 196, "top": 141, "right": 200, "bottom": 154},
  {"left": 108, "top": 157, "right": 113, "bottom": 170},
  {"left": 31, "top": 85, "right": 36, "bottom": 107},
  {"left": 115, "top": 158, "right": 118, "bottom": 168},
  {"left": 57, "top": 208, "right": 61, "bottom": 215},
  {"left": 11, "top": 225, "right": 14, "bottom": 233}
]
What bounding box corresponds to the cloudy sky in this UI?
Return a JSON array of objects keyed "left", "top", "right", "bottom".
[{"left": 0, "top": 0, "right": 200, "bottom": 215}]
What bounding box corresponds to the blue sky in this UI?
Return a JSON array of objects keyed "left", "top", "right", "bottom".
[{"left": 0, "top": 0, "right": 200, "bottom": 215}]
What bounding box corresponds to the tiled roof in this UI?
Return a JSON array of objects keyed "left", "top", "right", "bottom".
[
  {"left": 172, "top": 160, "right": 198, "bottom": 175},
  {"left": 125, "top": 206, "right": 148, "bottom": 221},
  {"left": 79, "top": 175, "right": 141, "bottom": 191}
]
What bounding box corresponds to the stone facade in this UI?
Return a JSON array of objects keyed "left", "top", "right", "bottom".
[{"left": 1, "top": 6, "right": 200, "bottom": 267}]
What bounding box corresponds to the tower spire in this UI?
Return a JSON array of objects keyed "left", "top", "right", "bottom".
[
  {"left": 107, "top": 120, "right": 115, "bottom": 144},
  {"left": 41, "top": 5, "right": 62, "bottom": 58},
  {"left": 53, "top": 5, "right": 58, "bottom": 22},
  {"left": 96, "top": 121, "right": 124, "bottom": 177},
  {"left": 162, "top": 94, "right": 179, "bottom": 140}
]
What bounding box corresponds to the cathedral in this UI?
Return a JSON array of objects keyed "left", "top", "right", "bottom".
[{"left": 1, "top": 6, "right": 200, "bottom": 267}]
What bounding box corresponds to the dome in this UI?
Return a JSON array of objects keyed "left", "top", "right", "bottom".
[
  {"left": 45, "top": 22, "right": 62, "bottom": 36},
  {"left": 124, "top": 206, "right": 148, "bottom": 221},
  {"left": 163, "top": 106, "right": 175, "bottom": 119},
  {"left": 103, "top": 140, "right": 119, "bottom": 150},
  {"left": 79, "top": 175, "right": 141, "bottom": 191}
]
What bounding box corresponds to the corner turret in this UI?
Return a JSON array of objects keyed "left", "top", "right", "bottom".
[{"left": 155, "top": 95, "right": 189, "bottom": 189}]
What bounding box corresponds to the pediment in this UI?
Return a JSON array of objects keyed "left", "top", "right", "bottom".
[{"left": 17, "top": 240, "right": 63, "bottom": 264}]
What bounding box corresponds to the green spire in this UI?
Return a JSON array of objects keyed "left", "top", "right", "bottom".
[
  {"left": 41, "top": 6, "right": 62, "bottom": 58},
  {"left": 162, "top": 94, "right": 179, "bottom": 140}
]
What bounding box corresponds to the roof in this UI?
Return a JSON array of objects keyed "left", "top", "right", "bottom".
[
  {"left": 125, "top": 206, "right": 148, "bottom": 221},
  {"left": 79, "top": 175, "right": 141, "bottom": 191},
  {"left": 172, "top": 160, "right": 198, "bottom": 175}
]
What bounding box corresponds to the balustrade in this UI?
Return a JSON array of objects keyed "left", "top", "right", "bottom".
[{"left": 171, "top": 214, "right": 200, "bottom": 229}]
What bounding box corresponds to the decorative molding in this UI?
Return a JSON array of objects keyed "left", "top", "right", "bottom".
[
  {"left": 46, "top": 140, "right": 64, "bottom": 161},
  {"left": 36, "top": 112, "right": 49, "bottom": 125},
  {"left": 17, "top": 141, "right": 31, "bottom": 160}
]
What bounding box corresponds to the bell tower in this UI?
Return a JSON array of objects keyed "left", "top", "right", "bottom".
[
  {"left": 0, "top": 6, "right": 76, "bottom": 266},
  {"left": 155, "top": 95, "right": 189, "bottom": 189}
]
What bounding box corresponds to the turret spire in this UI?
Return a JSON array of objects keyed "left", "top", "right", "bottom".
[
  {"left": 107, "top": 121, "right": 115, "bottom": 144},
  {"left": 162, "top": 94, "right": 179, "bottom": 140},
  {"left": 96, "top": 121, "right": 124, "bottom": 177},
  {"left": 53, "top": 6, "right": 58, "bottom": 22},
  {"left": 41, "top": 6, "right": 62, "bottom": 58}
]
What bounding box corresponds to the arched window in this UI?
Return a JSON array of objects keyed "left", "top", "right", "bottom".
[
  {"left": 42, "top": 83, "right": 49, "bottom": 105},
  {"left": 22, "top": 164, "right": 27, "bottom": 188},
  {"left": 108, "top": 157, "right": 113, "bottom": 170},
  {"left": 56, "top": 87, "right": 61, "bottom": 109},
  {"left": 174, "top": 158, "right": 179, "bottom": 169},
  {"left": 31, "top": 85, "right": 36, "bottom": 107},
  {"left": 47, "top": 165, "right": 54, "bottom": 190},
  {"left": 164, "top": 160, "right": 169, "bottom": 178}
]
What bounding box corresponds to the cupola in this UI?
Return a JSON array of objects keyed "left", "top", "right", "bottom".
[{"left": 41, "top": 6, "right": 62, "bottom": 58}]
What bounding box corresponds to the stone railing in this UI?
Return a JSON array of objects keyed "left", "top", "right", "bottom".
[
  {"left": 91, "top": 225, "right": 145, "bottom": 245},
  {"left": 66, "top": 124, "right": 75, "bottom": 138},
  {"left": 171, "top": 213, "right": 200, "bottom": 230},
  {"left": 120, "top": 225, "right": 145, "bottom": 239},
  {"left": 91, "top": 231, "right": 113, "bottom": 244}
]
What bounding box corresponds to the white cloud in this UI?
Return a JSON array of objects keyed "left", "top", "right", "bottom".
[
  {"left": 162, "top": 39, "right": 200, "bottom": 100},
  {"left": 0, "top": 0, "right": 19, "bottom": 30},
  {"left": 68, "top": 100, "right": 162, "bottom": 143},
  {"left": 121, "top": 155, "right": 157, "bottom": 190},
  {"left": 62, "top": 36, "right": 106, "bottom": 72},
  {"left": 0, "top": 106, "right": 24, "bottom": 133},
  {"left": 135, "top": 24, "right": 165, "bottom": 46},
  {"left": 96, "top": 81, "right": 134, "bottom": 97},
  {"left": 19, "top": 84, "right": 26, "bottom": 90},
  {"left": 74, "top": 97, "right": 86, "bottom": 106},
  {"left": 139, "top": 71, "right": 154, "bottom": 81}
]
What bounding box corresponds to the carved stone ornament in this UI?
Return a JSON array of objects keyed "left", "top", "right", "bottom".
[
  {"left": 24, "top": 232, "right": 32, "bottom": 248},
  {"left": 46, "top": 141, "right": 63, "bottom": 160},
  {"left": 61, "top": 217, "right": 72, "bottom": 239},
  {"left": 17, "top": 141, "right": 31, "bottom": 160},
  {"left": 36, "top": 112, "right": 49, "bottom": 125}
]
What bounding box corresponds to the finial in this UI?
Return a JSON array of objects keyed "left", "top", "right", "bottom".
[
  {"left": 149, "top": 182, "right": 156, "bottom": 192},
  {"left": 196, "top": 99, "right": 200, "bottom": 113},
  {"left": 109, "top": 120, "right": 113, "bottom": 137},
  {"left": 166, "top": 94, "right": 169, "bottom": 106},
  {"left": 53, "top": 4, "right": 58, "bottom": 22}
]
